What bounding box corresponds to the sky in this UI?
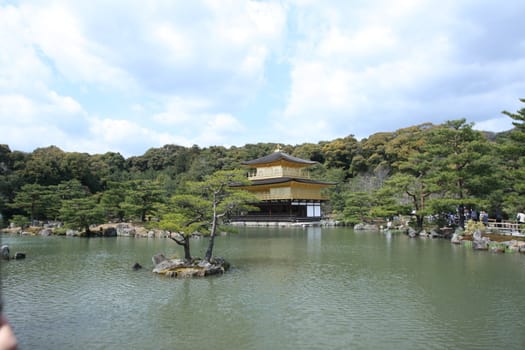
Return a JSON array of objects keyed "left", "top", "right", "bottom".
[{"left": 1, "top": 0, "right": 525, "bottom": 158}]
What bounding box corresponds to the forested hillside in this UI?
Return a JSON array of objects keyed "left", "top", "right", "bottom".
[{"left": 1, "top": 99, "right": 524, "bottom": 230}]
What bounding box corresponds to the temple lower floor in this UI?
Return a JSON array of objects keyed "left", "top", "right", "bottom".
[{"left": 232, "top": 199, "right": 324, "bottom": 223}]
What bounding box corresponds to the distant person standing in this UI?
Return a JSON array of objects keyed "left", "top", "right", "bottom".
[
  {"left": 480, "top": 210, "right": 489, "bottom": 226},
  {"left": 470, "top": 208, "right": 478, "bottom": 222},
  {"left": 495, "top": 209, "right": 503, "bottom": 227},
  {"left": 517, "top": 212, "right": 525, "bottom": 224}
]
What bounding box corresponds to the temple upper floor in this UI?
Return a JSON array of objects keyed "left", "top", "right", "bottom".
[{"left": 247, "top": 165, "right": 311, "bottom": 180}]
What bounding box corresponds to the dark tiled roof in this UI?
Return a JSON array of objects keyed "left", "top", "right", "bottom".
[
  {"left": 241, "top": 152, "right": 317, "bottom": 166},
  {"left": 249, "top": 177, "right": 336, "bottom": 186}
]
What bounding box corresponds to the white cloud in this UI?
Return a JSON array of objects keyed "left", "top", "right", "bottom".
[
  {"left": 276, "top": 0, "right": 525, "bottom": 143},
  {"left": 474, "top": 117, "right": 514, "bottom": 133},
  {"left": 0, "top": 2, "right": 124, "bottom": 153},
  {"left": 283, "top": 61, "right": 355, "bottom": 117},
  {"left": 150, "top": 96, "right": 246, "bottom": 148},
  {"left": 0, "top": 90, "right": 85, "bottom": 128},
  {"left": 92, "top": 0, "right": 288, "bottom": 99},
  {"left": 151, "top": 21, "right": 194, "bottom": 64},
  {"left": 0, "top": 95, "right": 38, "bottom": 121},
  {"left": 2, "top": 0, "right": 525, "bottom": 157},
  {"left": 2, "top": 0, "right": 282, "bottom": 155},
  {"left": 0, "top": 92, "right": 88, "bottom": 153},
  {"left": 206, "top": 113, "right": 244, "bottom": 138},
  {"left": 19, "top": 3, "right": 135, "bottom": 88},
  {"left": 88, "top": 118, "right": 148, "bottom": 143},
  {"left": 318, "top": 26, "right": 397, "bottom": 58},
  {"left": 46, "top": 91, "right": 83, "bottom": 114},
  {"left": 27, "top": 110, "right": 248, "bottom": 157},
  {"left": 195, "top": 113, "right": 246, "bottom": 146},
  {"left": 82, "top": 117, "right": 179, "bottom": 156},
  {"left": 0, "top": 5, "right": 52, "bottom": 93},
  {"left": 0, "top": 124, "right": 70, "bottom": 152},
  {"left": 209, "top": 0, "right": 286, "bottom": 47},
  {"left": 152, "top": 97, "right": 212, "bottom": 125}
]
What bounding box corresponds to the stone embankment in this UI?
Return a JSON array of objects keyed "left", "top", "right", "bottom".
[
  {"left": 355, "top": 221, "right": 525, "bottom": 254},
  {"left": 451, "top": 230, "right": 525, "bottom": 253},
  {"left": 1, "top": 223, "right": 172, "bottom": 238}
]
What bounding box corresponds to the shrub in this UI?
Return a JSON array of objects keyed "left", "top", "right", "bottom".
[
  {"left": 53, "top": 227, "right": 68, "bottom": 236},
  {"left": 10, "top": 215, "right": 30, "bottom": 228},
  {"left": 464, "top": 219, "right": 486, "bottom": 236}
]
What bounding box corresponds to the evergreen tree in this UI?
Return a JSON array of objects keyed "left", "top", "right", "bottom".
[
  {"left": 425, "top": 119, "right": 490, "bottom": 200},
  {"left": 121, "top": 180, "right": 165, "bottom": 222},
  {"left": 59, "top": 195, "right": 105, "bottom": 236},
  {"left": 9, "top": 184, "right": 50, "bottom": 223},
  {"left": 501, "top": 98, "right": 525, "bottom": 213},
  {"left": 156, "top": 170, "right": 257, "bottom": 262}
]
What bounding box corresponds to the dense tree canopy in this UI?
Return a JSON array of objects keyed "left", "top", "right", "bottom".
[{"left": 1, "top": 99, "right": 524, "bottom": 231}]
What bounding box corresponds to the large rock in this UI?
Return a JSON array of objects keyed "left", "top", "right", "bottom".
[
  {"left": 501, "top": 240, "right": 521, "bottom": 253},
  {"left": 407, "top": 227, "right": 417, "bottom": 238},
  {"left": 472, "top": 236, "right": 490, "bottom": 250},
  {"left": 472, "top": 240, "right": 488, "bottom": 250},
  {"left": 66, "top": 229, "right": 80, "bottom": 237},
  {"left": 116, "top": 223, "right": 135, "bottom": 237},
  {"left": 158, "top": 230, "right": 170, "bottom": 238},
  {"left": 450, "top": 233, "right": 462, "bottom": 244},
  {"left": 454, "top": 228, "right": 465, "bottom": 236},
  {"left": 102, "top": 227, "right": 117, "bottom": 237},
  {"left": 439, "top": 227, "right": 454, "bottom": 239},
  {"left": 1, "top": 245, "right": 10, "bottom": 260},
  {"left": 14, "top": 252, "right": 26, "bottom": 260},
  {"left": 430, "top": 230, "right": 443, "bottom": 238},
  {"left": 39, "top": 228, "right": 53, "bottom": 236},
  {"left": 152, "top": 253, "right": 167, "bottom": 265},
  {"left": 154, "top": 258, "right": 190, "bottom": 273},
  {"left": 473, "top": 230, "right": 482, "bottom": 241},
  {"left": 490, "top": 244, "right": 505, "bottom": 253},
  {"left": 354, "top": 223, "right": 380, "bottom": 231},
  {"left": 134, "top": 227, "right": 149, "bottom": 238},
  {"left": 471, "top": 229, "right": 487, "bottom": 250}
]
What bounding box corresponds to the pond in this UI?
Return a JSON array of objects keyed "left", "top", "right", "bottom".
[{"left": 1, "top": 227, "right": 525, "bottom": 349}]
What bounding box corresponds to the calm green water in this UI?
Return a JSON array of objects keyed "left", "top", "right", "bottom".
[{"left": 1, "top": 227, "right": 525, "bottom": 350}]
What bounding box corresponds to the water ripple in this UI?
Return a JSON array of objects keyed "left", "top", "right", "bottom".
[{"left": 2, "top": 232, "right": 525, "bottom": 349}]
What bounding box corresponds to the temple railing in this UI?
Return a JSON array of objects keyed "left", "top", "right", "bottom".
[
  {"left": 247, "top": 167, "right": 310, "bottom": 180},
  {"left": 230, "top": 214, "right": 322, "bottom": 223}
]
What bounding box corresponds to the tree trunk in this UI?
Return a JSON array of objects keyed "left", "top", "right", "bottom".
[
  {"left": 183, "top": 238, "right": 191, "bottom": 261},
  {"left": 204, "top": 219, "right": 217, "bottom": 262},
  {"left": 416, "top": 215, "right": 424, "bottom": 230},
  {"left": 204, "top": 201, "right": 218, "bottom": 262},
  {"left": 170, "top": 235, "right": 192, "bottom": 261},
  {"left": 31, "top": 201, "right": 35, "bottom": 225}
]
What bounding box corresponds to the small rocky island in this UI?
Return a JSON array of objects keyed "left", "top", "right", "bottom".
[{"left": 152, "top": 253, "right": 230, "bottom": 278}]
